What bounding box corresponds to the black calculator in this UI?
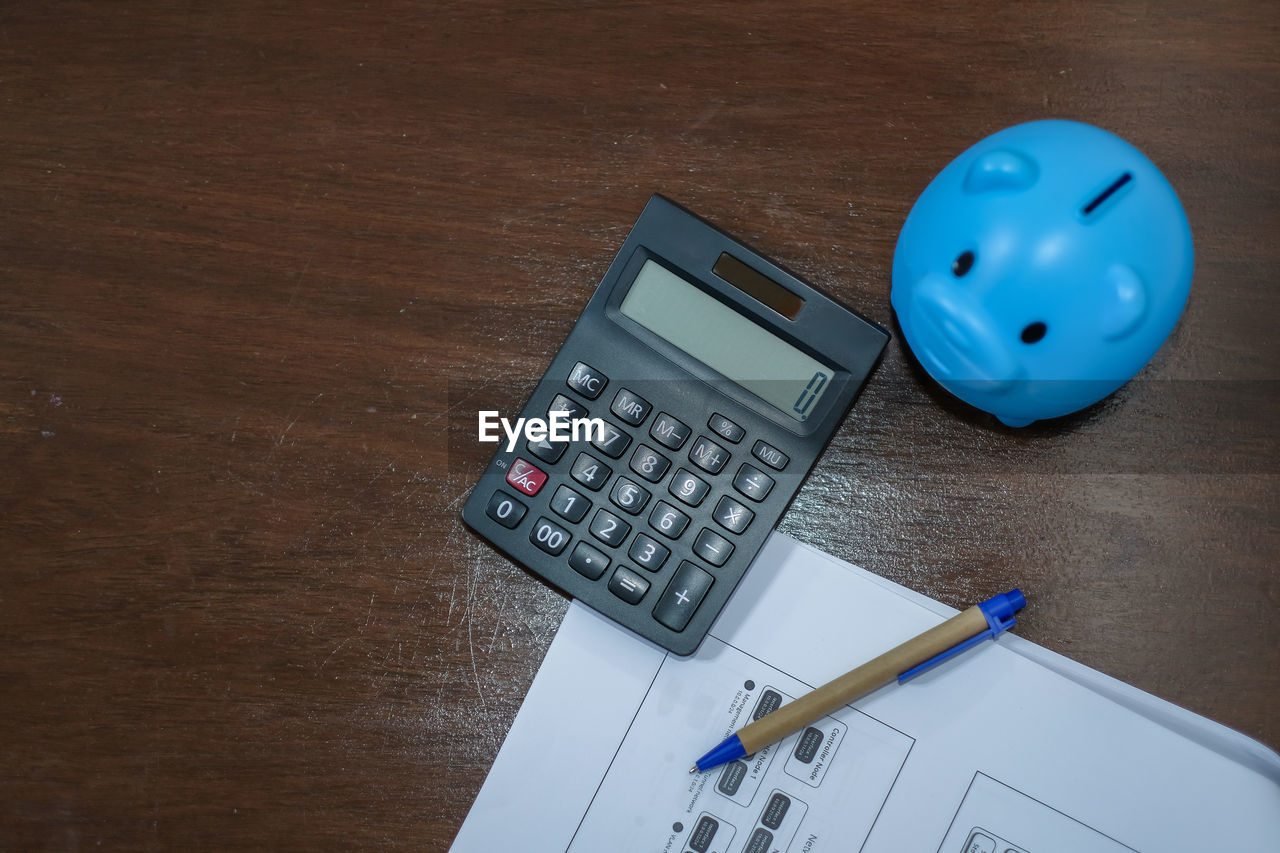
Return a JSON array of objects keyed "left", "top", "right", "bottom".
[{"left": 462, "top": 196, "right": 888, "bottom": 655}]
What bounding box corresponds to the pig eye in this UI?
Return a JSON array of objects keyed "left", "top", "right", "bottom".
[
  {"left": 951, "top": 251, "right": 975, "bottom": 277},
  {"left": 1021, "top": 322, "right": 1047, "bottom": 344}
]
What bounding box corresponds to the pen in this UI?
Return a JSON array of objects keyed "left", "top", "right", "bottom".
[{"left": 689, "top": 589, "right": 1026, "bottom": 773}]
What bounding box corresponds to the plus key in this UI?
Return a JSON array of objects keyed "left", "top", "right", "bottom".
[{"left": 653, "top": 561, "right": 713, "bottom": 632}]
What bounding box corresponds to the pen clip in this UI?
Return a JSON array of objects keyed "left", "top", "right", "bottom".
[{"left": 896, "top": 589, "right": 1024, "bottom": 684}]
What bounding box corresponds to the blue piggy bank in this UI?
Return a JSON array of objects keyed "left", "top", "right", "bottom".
[{"left": 890, "top": 120, "right": 1193, "bottom": 427}]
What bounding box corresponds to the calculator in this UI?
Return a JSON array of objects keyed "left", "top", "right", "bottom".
[{"left": 461, "top": 195, "right": 888, "bottom": 655}]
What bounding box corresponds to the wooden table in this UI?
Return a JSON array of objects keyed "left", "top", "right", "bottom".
[{"left": 2, "top": 1, "right": 1276, "bottom": 847}]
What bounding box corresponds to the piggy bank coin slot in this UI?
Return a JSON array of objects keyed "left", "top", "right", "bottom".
[{"left": 1081, "top": 171, "right": 1133, "bottom": 218}]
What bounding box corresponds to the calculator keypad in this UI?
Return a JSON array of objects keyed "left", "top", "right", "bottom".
[
  {"left": 530, "top": 517, "right": 571, "bottom": 556},
  {"left": 506, "top": 458, "right": 548, "bottom": 496},
  {"left": 477, "top": 362, "right": 802, "bottom": 651},
  {"left": 549, "top": 393, "right": 588, "bottom": 421},
  {"left": 751, "top": 439, "right": 789, "bottom": 470},
  {"left": 569, "top": 541, "right": 610, "bottom": 580},
  {"left": 485, "top": 490, "right": 527, "bottom": 529},
  {"left": 712, "top": 495, "right": 753, "bottom": 534},
  {"left": 668, "top": 468, "right": 710, "bottom": 507},
  {"left": 526, "top": 436, "right": 568, "bottom": 464},
  {"left": 692, "top": 528, "right": 734, "bottom": 567},
  {"left": 708, "top": 413, "right": 745, "bottom": 444},
  {"left": 608, "top": 566, "right": 650, "bottom": 604}
]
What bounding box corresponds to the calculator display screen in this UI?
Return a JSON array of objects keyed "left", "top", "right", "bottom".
[{"left": 619, "top": 260, "right": 833, "bottom": 422}]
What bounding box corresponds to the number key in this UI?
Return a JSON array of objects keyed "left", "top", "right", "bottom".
[
  {"left": 649, "top": 501, "right": 690, "bottom": 540},
  {"left": 609, "top": 477, "right": 651, "bottom": 515},
  {"left": 591, "top": 421, "right": 632, "bottom": 459},
  {"left": 550, "top": 484, "right": 590, "bottom": 523},
  {"left": 629, "top": 444, "right": 671, "bottom": 483},
  {"left": 589, "top": 508, "right": 631, "bottom": 547},
  {"left": 529, "top": 517, "right": 571, "bottom": 556},
  {"left": 667, "top": 468, "right": 709, "bottom": 507},
  {"left": 628, "top": 533, "right": 670, "bottom": 572},
  {"left": 570, "top": 452, "right": 611, "bottom": 491},
  {"left": 484, "top": 490, "right": 527, "bottom": 529}
]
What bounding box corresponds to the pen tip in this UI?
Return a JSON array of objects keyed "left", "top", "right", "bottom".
[{"left": 688, "top": 765, "right": 699, "bottom": 774}]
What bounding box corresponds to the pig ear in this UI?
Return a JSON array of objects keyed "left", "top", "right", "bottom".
[
  {"left": 963, "top": 149, "right": 1039, "bottom": 194},
  {"left": 1100, "top": 264, "right": 1148, "bottom": 340}
]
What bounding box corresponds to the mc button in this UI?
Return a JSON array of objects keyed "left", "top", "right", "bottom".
[{"left": 567, "top": 361, "right": 608, "bottom": 400}]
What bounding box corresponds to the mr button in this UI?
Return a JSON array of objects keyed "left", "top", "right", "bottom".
[{"left": 653, "top": 561, "right": 713, "bottom": 631}]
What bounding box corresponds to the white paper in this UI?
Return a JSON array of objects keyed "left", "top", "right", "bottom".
[{"left": 452, "top": 535, "right": 1280, "bottom": 852}]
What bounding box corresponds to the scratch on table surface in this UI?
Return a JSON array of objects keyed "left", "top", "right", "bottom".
[
  {"left": 464, "top": 541, "right": 489, "bottom": 722},
  {"left": 486, "top": 593, "right": 508, "bottom": 654},
  {"left": 318, "top": 637, "right": 352, "bottom": 673},
  {"left": 287, "top": 247, "right": 316, "bottom": 308},
  {"left": 412, "top": 376, "right": 502, "bottom": 432},
  {"left": 271, "top": 393, "right": 324, "bottom": 450}
]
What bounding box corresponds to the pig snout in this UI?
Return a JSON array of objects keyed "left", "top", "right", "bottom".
[{"left": 908, "top": 274, "right": 1022, "bottom": 392}]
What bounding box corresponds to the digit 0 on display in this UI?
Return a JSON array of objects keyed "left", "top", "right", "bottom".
[{"left": 462, "top": 195, "right": 888, "bottom": 655}]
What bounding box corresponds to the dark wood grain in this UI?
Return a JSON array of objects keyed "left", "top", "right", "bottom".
[{"left": 1, "top": 1, "right": 1276, "bottom": 848}]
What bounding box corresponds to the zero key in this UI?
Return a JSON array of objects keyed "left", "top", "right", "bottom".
[{"left": 653, "top": 561, "right": 713, "bottom": 632}]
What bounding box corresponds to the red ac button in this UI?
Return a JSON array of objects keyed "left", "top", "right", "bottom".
[{"left": 505, "top": 457, "right": 548, "bottom": 497}]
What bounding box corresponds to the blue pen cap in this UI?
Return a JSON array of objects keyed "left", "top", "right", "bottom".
[
  {"left": 978, "top": 589, "right": 1026, "bottom": 634},
  {"left": 897, "top": 588, "right": 1028, "bottom": 684}
]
